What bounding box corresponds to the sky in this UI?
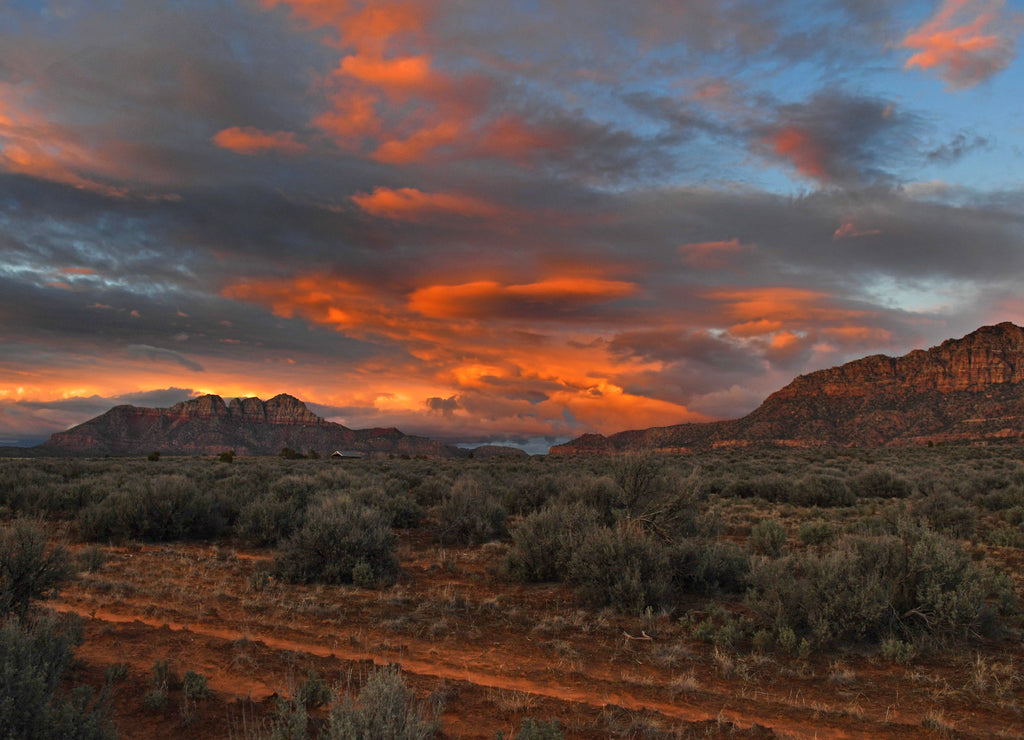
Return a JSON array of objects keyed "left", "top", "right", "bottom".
[{"left": 2, "top": 0, "right": 1024, "bottom": 452}]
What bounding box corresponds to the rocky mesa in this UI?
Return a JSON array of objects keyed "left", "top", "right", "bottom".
[
  {"left": 551, "top": 322, "right": 1024, "bottom": 455},
  {"left": 35, "top": 393, "right": 460, "bottom": 458}
]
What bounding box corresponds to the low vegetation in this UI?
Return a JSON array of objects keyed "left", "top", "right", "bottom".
[
  {"left": 2, "top": 443, "right": 1024, "bottom": 736},
  {"left": 0, "top": 518, "right": 114, "bottom": 739},
  {"left": 273, "top": 495, "right": 399, "bottom": 587},
  {"left": 252, "top": 666, "right": 437, "bottom": 740}
]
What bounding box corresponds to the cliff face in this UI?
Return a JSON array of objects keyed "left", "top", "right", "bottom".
[
  {"left": 38, "top": 394, "right": 458, "bottom": 458},
  {"left": 551, "top": 322, "right": 1024, "bottom": 455},
  {"left": 767, "top": 323, "right": 1024, "bottom": 402}
]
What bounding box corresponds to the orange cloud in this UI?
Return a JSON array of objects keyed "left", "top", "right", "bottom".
[
  {"left": 0, "top": 86, "right": 126, "bottom": 195},
  {"left": 707, "top": 287, "right": 873, "bottom": 337},
  {"left": 679, "top": 238, "right": 755, "bottom": 270},
  {"left": 371, "top": 119, "right": 465, "bottom": 163},
  {"left": 218, "top": 271, "right": 700, "bottom": 437},
  {"left": 727, "top": 319, "right": 784, "bottom": 336},
  {"left": 901, "top": 0, "right": 1020, "bottom": 87},
  {"left": 833, "top": 220, "right": 882, "bottom": 239},
  {"left": 267, "top": 0, "right": 463, "bottom": 163},
  {"left": 763, "top": 329, "right": 809, "bottom": 364},
  {"left": 408, "top": 278, "right": 638, "bottom": 319},
  {"left": 0, "top": 135, "right": 128, "bottom": 197},
  {"left": 313, "top": 92, "right": 382, "bottom": 149},
  {"left": 767, "top": 126, "right": 827, "bottom": 179},
  {"left": 703, "top": 288, "right": 897, "bottom": 363},
  {"left": 341, "top": 3, "right": 427, "bottom": 52},
  {"left": 351, "top": 187, "right": 506, "bottom": 221},
  {"left": 339, "top": 54, "right": 434, "bottom": 91},
  {"left": 821, "top": 326, "right": 894, "bottom": 344},
  {"left": 0, "top": 84, "right": 186, "bottom": 195},
  {"left": 769, "top": 331, "right": 801, "bottom": 352},
  {"left": 223, "top": 276, "right": 391, "bottom": 331},
  {"left": 263, "top": 0, "right": 427, "bottom": 53},
  {"left": 211, "top": 127, "right": 307, "bottom": 155},
  {"left": 711, "top": 287, "right": 830, "bottom": 323},
  {"left": 264, "top": 1, "right": 571, "bottom": 166},
  {"left": 474, "top": 116, "right": 569, "bottom": 161}
]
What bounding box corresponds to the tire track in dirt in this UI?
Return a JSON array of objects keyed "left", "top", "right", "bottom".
[{"left": 52, "top": 601, "right": 919, "bottom": 739}]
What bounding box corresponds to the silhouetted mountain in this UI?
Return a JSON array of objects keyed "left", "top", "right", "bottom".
[
  {"left": 551, "top": 322, "right": 1024, "bottom": 454},
  {"left": 30, "top": 393, "right": 461, "bottom": 458}
]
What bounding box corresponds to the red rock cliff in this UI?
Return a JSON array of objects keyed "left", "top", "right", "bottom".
[{"left": 551, "top": 322, "right": 1024, "bottom": 454}]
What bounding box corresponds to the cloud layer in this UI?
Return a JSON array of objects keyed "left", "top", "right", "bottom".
[{"left": 2, "top": 0, "right": 1024, "bottom": 449}]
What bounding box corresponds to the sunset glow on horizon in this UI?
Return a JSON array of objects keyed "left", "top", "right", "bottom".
[{"left": 3, "top": 0, "right": 1024, "bottom": 451}]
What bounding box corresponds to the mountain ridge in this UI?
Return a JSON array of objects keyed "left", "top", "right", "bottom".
[
  {"left": 551, "top": 322, "right": 1024, "bottom": 455},
  {"left": 28, "top": 393, "right": 467, "bottom": 458}
]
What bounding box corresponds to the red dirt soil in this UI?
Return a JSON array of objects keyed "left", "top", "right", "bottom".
[{"left": 50, "top": 533, "right": 1024, "bottom": 739}]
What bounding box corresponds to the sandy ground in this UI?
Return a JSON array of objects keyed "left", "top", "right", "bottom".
[{"left": 50, "top": 533, "right": 1024, "bottom": 739}]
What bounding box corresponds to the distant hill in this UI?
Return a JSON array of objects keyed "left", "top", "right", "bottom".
[
  {"left": 23, "top": 394, "right": 465, "bottom": 458},
  {"left": 551, "top": 322, "right": 1024, "bottom": 455}
]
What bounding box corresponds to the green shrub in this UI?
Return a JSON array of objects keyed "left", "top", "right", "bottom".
[
  {"left": 978, "top": 485, "right": 1024, "bottom": 511},
  {"left": 351, "top": 561, "right": 377, "bottom": 589},
  {"left": 506, "top": 502, "right": 601, "bottom": 583},
  {"left": 791, "top": 475, "right": 855, "bottom": 507},
  {"left": 411, "top": 477, "right": 450, "bottom": 507},
  {"left": 233, "top": 471, "right": 320, "bottom": 547},
  {"left": 0, "top": 616, "right": 114, "bottom": 739},
  {"left": 746, "top": 540, "right": 892, "bottom": 647},
  {"left": 258, "top": 696, "right": 310, "bottom": 740},
  {"left": 671, "top": 539, "right": 750, "bottom": 596},
  {"left": 349, "top": 484, "right": 423, "bottom": 529},
  {"left": 503, "top": 475, "right": 560, "bottom": 516},
  {"left": 723, "top": 474, "right": 792, "bottom": 502},
  {"left": 294, "top": 671, "right": 331, "bottom": 710},
  {"left": 850, "top": 467, "right": 913, "bottom": 499},
  {"left": 274, "top": 496, "right": 398, "bottom": 586},
  {"left": 912, "top": 490, "right": 976, "bottom": 538},
  {"left": 326, "top": 666, "right": 437, "bottom": 739},
  {"left": 147, "top": 451, "right": 160, "bottom": 462},
  {"left": 183, "top": 670, "right": 211, "bottom": 700},
  {"left": 797, "top": 519, "right": 834, "bottom": 546},
  {"left": 1005, "top": 504, "right": 1024, "bottom": 526},
  {"left": 749, "top": 519, "right": 786, "bottom": 557},
  {"left": 150, "top": 658, "right": 179, "bottom": 691},
  {"left": 269, "top": 474, "right": 323, "bottom": 501},
  {"left": 900, "top": 525, "right": 1015, "bottom": 638},
  {"left": 0, "top": 519, "right": 75, "bottom": 618},
  {"left": 565, "top": 475, "right": 620, "bottom": 525},
  {"left": 103, "top": 663, "right": 128, "bottom": 684},
  {"left": 237, "top": 493, "right": 306, "bottom": 547},
  {"left": 986, "top": 526, "right": 1024, "bottom": 547},
  {"left": 219, "top": 451, "right": 235, "bottom": 463},
  {"left": 76, "top": 475, "right": 233, "bottom": 543},
  {"left": 498, "top": 718, "right": 564, "bottom": 740},
  {"left": 689, "top": 608, "right": 754, "bottom": 649},
  {"left": 880, "top": 638, "right": 917, "bottom": 663},
  {"left": 745, "top": 524, "right": 1016, "bottom": 648},
  {"left": 435, "top": 477, "right": 507, "bottom": 546},
  {"left": 143, "top": 687, "right": 168, "bottom": 712},
  {"left": 76, "top": 545, "right": 108, "bottom": 574},
  {"left": 567, "top": 522, "right": 672, "bottom": 613},
  {"left": 613, "top": 452, "right": 660, "bottom": 512}
]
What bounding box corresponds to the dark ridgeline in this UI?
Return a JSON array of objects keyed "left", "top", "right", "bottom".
[
  {"left": 552, "top": 322, "right": 1024, "bottom": 454},
  {"left": 31, "top": 393, "right": 464, "bottom": 458}
]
